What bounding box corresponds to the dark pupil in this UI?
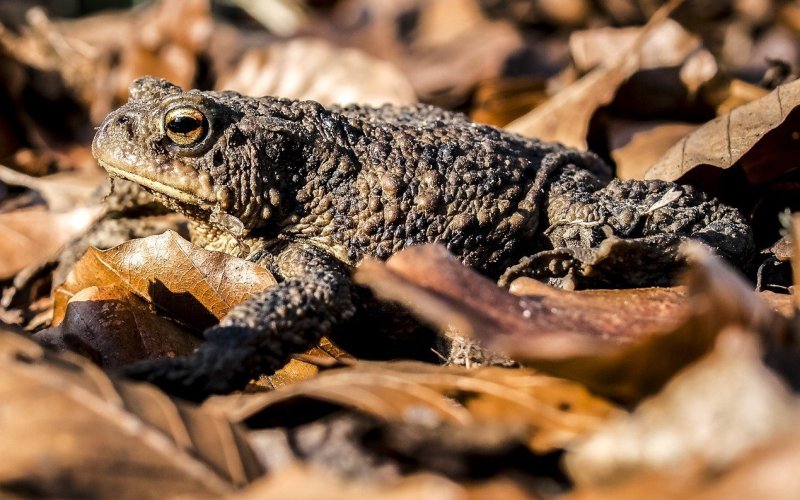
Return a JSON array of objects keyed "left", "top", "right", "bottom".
[{"left": 168, "top": 115, "right": 202, "bottom": 134}]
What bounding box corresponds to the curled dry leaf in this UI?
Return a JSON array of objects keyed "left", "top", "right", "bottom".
[
  {"left": 355, "top": 244, "right": 685, "bottom": 356},
  {"left": 566, "top": 328, "right": 799, "bottom": 488},
  {"left": 646, "top": 77, "right": 800, "bottom": 188},
  {"left": 566, "top": 431, "right": 800, "bottom": 500},
  {"left": 203, "top": 361, "right": 621, "bottom": 453},
  {"left": 216, "top": 38, "right": 416, "bottom": 106},
  {"left": 0, "top": 325, "right": 262, "bottom": 498},
  {"left": 0, "top": 205, "right": 103, "bottom": 280},
  {"left": 354, "top": 243, "right": 791, "bottom": 404},
  {"left": 263, "top": 338, "right": 355, "bottom": 390},
  {"left": 35, "top": 285, "right": 200, "bottom": 368},
  {"left": 52, "top": 230, "right": 276, "bottom": 329}
]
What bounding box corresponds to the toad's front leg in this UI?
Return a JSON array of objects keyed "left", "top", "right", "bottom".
[{"left": 121, "top": 242, "right": 356, "bottom": 401}]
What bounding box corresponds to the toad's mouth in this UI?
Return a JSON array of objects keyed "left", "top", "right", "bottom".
[{"left": 99, "top": 160, "right": 216, "bottom": 210}]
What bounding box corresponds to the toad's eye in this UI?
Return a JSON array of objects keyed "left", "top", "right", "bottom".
[{"left": 164, "top": 107, "right": 208, "bottom": 146}]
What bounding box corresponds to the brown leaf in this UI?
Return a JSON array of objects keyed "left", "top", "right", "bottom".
[
  {"left": 519, "top": 243, "right": 791, "bottom": 403},
  {"left": 203, "top": 361, "right": 621, "bottom": 453},
  {"left": 216, "top": 38, "right": 416, "bottom": 106},
  {"left": 608, "top": 121, "right": 699, "bottom": 180},
  {"left": 469, "top": 77, "right": 549, "bottom": 127},
  {"left": 505, "top": 1, "right": 688, "bottom": 149},
  {"left": 565, "top": 328, "right": 798, "bottom": 487},
  {"left": 0, "top": 325, "right": 262, "bottom": 498},
  {"left": 646, "top": 77, "right": 800, "bottom": 187},
  {"left": 258, "top": 338, "right": 356, "bottom": 390},
  {"left": 53, "top": 231, "right": 276, "bottom": 329},
  {"left": 0, "top": 205, "right": 103, "bottom": 280},
  {"left": 35, "top": 285, "right": 200, "bottom": 368}
]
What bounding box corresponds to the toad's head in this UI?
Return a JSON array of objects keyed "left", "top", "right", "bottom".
[{"left": 93, "top": 77, "right": 315, "bottom": 236}]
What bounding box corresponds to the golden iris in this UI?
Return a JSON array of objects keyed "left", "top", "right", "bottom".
[{"left": 164, "top": 107, "right": 208, "bottom": 146}]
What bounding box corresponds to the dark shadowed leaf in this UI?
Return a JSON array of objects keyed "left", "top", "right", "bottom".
[
  {"left": 35, "top": 285, "right": 200, "bottom": 368},
  {"left": 354, "top": 243, "right": 791, "bottom": 404}
]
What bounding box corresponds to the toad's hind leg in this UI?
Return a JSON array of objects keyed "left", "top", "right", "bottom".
[
  {"left": 504, "top": 160, "right": 754, "bottom": 288},
  {"left": 121, "top": 242, "right": 355, "bottom": 401}
]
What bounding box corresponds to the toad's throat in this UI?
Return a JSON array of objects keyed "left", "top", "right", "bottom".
[{"left": 99, "top": 161, "right": 216, "bottom": 209}]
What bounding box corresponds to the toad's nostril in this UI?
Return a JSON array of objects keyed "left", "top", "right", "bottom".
[{"left": 115, "top": 114, "right": 135, "bottom": 139}]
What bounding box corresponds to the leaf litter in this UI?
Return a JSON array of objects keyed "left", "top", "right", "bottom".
[{"left": 2, "top": 0, "right": 800, "bottom": 498}]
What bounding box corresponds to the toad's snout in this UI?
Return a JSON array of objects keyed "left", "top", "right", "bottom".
[{"left": 92, "top": 109, "right": 140, "bottom": 166}]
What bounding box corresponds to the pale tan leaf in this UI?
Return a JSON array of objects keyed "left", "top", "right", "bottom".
[
  {"left": 569, "top": 19, "right": 700, "bottom": 73},
  {"left": 0, "top": 205, "right": 103, "bottom": 280},
  {"left": 227, "top": 466, "right": 533, "bottom": 500},
  {"left": 216, "top": 38, "right": 416, "bottom": 106},
  {"left": 566, "top": 329, "right": 798, "bottom": 487},
  {"left": 0, "top": 162, "right": 105, "bottom": 211}
]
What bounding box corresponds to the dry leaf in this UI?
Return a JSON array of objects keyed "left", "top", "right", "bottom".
[
  {"left": 322, "top": 0, "right": 522, "bottom": 107},
  {"left": 518, "top": 243, "right": 791, "bottom": 403},
  {"left": 204, "top": 361, "right": 621, "bottom": 453},
  {"left": 227, "top": 465, "right": 533, "bottom": 500},
  {"left": 565, "top": 328, "right": 798, "bottom": 487},
  {"left": 52, "top": 231, "right": 276, "bottom": 329},
  {"left": 216, "top": 38, "right": 416, "bottom": 106},
  {"left": 569, "top": 19, "right": 701, "bottom": 73},
  {"left": 35, "top": 285, "right": 200, "bottom": 368},
  {"left": 355, "top": 243, "right": 790, "bottom": 404},
  {"left": 259, "top": 338, "right": 355, "bottom": 390},
  {"left": 567, "top": 430, "right": 800, "bottom": 500},
  {"left": 0, "top": 162, "right": 105, "bottom": 211},
  {"left": 0, "top": 205, "right": 103, "bottom": 280},
  {"left": 608, "top": 121, "right": 699, "bottom": 180},
  {"left": 645, "top": 77, "right": 800, "bottom": 187},
  {"left": 505, "top": 0, "right": 688, "bottom": 149},
  {"left": 0, "top": 326, "right": 261, "bottom": 498},
  {"left": 469, "top": 77, "right": 549, "bottom": 127}
]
